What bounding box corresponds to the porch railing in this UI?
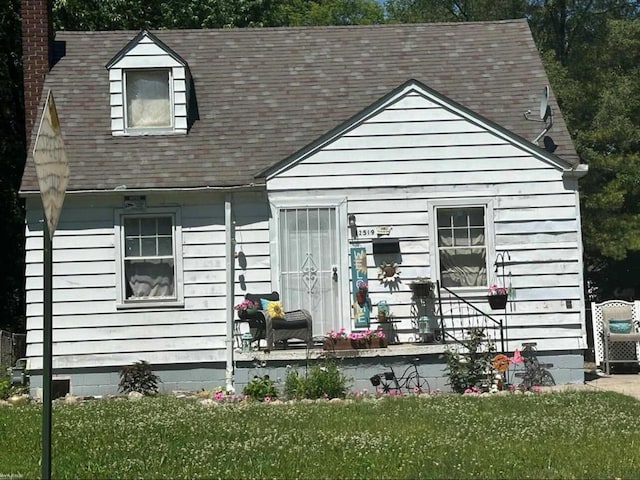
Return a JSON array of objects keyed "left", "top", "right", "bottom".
[
  {"left": 0, "top": 330, "right": 26, "bottom": 371},
  {"left": 434, "top": 281, "right": 505, "bottom": 353}
]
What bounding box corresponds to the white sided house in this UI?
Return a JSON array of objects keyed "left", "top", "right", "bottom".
[{"left": 21, "top": 0, "right": 588, "bottom": 396}]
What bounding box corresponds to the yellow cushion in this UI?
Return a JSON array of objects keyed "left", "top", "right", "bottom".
[{"left": 265, "top": 300, "right": 285, "bottom": 319}]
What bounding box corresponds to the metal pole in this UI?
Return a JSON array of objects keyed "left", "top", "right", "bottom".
[{"left": 42, "top": 221, "right": 52, "bottom": 480}]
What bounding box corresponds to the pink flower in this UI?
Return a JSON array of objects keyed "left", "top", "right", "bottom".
[
  {"left": 510, "top": 349, "right": 524, "bottom": 364},
  {"left": 214, "top": 391, "right": 224, "bottom": 401},
  {"left": 532, "top": 385, "right": 542, "bottom": 392},
  {"left": 263, "top": 396, "right": 271, "bottom": 403}
]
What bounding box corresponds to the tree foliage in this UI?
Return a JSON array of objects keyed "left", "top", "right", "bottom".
[
  {"left": 0, "top": 0, "right": 25, "bottom": 332},
  {"left": 385, "top": 0, "right": 529, "bottom": 22}
]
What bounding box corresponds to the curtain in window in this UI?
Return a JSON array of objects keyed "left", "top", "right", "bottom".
[
  {"left": 437, "top": 207, "right": 487, "bottom": 287},
  {"left": 126, "top": 70, "right": 170, "bottom": 128},
  {"left": 123, "top": 216, "right": 175, "bottom": 299},
  {"left": 125, "top": 260, "right": 174, "bottom": 298}
]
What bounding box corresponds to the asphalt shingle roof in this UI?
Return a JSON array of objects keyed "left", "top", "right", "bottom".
[{"left": 21, "top": 19, "right": 580, "bottom": 193}]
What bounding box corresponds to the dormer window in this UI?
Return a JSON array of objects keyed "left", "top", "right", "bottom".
[
  {"left": 125, "top": 69, "right": 172, "bottom": 130},
  {"left": 107, "top": 30, "right": 190, "bottom": 136}
]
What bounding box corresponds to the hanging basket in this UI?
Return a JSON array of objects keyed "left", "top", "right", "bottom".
[
  {"left": 410, "top": 281, "right": 433, "bottom": 298},
  {"left": 488, "top": 294, "right": 508, "bottom": 310}
]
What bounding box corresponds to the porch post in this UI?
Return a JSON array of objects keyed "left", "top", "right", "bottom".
[{"left": 225, "top": 193, "right": 235, "bottom": 391}]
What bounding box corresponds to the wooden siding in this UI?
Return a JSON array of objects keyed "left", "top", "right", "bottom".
[
  {"left": 24, "top": 191, "right": 271, "bottom": 370},
  {"left": 109, "top": 33, "right": 188, "bottom": 135},
  {"left": 267, "top": 92, "right": 586, "bottom": 352}
]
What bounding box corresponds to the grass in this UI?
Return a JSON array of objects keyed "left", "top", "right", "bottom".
[{"left": 1, "top": 391, "right": 640, "bottom": 479}]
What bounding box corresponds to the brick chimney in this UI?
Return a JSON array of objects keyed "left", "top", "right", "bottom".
[{"left": 21, "top": 0, "right": 54, "bottom": 142}]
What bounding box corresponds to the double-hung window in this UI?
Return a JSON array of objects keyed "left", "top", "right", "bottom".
[
  {"left": 124, "top": 69, "right": 172, "bottom": 131},
  {"left": 435, "top": 205, "right": 489, "bottom": 288},
  {"left": 116, "top": 209, "right": 183, "bottom": 306}
]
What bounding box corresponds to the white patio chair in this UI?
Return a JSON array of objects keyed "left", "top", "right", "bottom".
[{"left": 597, "top": 301, "right": 640, "bottom": 375}]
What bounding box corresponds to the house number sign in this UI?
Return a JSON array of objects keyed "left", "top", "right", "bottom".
[{"left": 356, "top": 226, "right": 391, "bottom": 238}]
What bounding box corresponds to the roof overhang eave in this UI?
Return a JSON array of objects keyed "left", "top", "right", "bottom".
[
  {"left": 19, "top": 182, "right": 267, "bottom": 197},
  {"left": 561, "top": 164, "right": 588, "bottom": 180}
]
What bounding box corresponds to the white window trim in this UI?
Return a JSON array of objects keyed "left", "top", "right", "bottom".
[
  {"left": 123, "top": 68, "right": 175, "bottom": 134},
  {"left": 428, "top": 198, "right": 495, "bottom": 296},
  {"left": 114, "top": 206, "right": 184, "bottom": 309}
]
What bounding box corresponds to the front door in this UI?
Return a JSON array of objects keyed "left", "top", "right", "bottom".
[{"left": 278, "top": 207, "right": 341, "bottom": 335}]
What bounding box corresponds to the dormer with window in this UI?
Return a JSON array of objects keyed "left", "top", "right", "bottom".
[{"left": 106, "top": 30, "right": 191, "bottom": 135}]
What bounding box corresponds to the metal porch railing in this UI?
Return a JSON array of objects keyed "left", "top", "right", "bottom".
[{"left": 434, "top": 281, "right": 505, "bottom": 353}]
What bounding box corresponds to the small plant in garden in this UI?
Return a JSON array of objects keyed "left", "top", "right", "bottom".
[
  {"left": 243, "top": 375, "right": 277, "bottom": 401},
  {"left": 444, "top": 327, "right": 496, "bottom": 394},
  {"left": 118, "top": 360, "right": 160, "bottom": 395},
  {"left": 0, "top": 375, "right": 19, "bottom": 400},
  {"left": 284, "top": 360, "right": 350, "bottom": 400}
]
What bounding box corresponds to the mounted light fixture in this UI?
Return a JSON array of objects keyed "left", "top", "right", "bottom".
[{"left": 348, "top": 214, "right": 357, "bottom": 238}]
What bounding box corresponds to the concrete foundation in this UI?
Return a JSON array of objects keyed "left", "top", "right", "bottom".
[{"left": 28, "top": 345, "right": 585, "bottom": 398}]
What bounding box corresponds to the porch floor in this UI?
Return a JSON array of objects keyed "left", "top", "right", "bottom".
[{"left": 234, "top": 342, "right": 448, "bottom": 362}]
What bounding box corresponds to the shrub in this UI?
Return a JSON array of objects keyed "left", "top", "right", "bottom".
[
  {"left": 444, "top": 327, "right": 496, "bottom": 394},
  {"left": 284, "top": 360, "right": 350, "bottom": 400},
  {"left": 242, "top": 375, "right": 277, "bottom": 401},
  {"left": 0, "top": 375, "right": 11, "bottom": 400},
  {"left": 0, "top": 375, "right": 26, "bottom": 400},
  {"left": 118, "top": 360, "right": 160, "bottom": 395}
]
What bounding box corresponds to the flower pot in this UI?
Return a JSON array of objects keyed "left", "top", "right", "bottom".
[
  {"left": 488, "top": 294, "right": 508, "bottom": 310},
  {"left": 237, "top": 307, "right": 258, "bottom": 320},
  {"left": 323, "top": 337, "right": 387, "bottom": 350},
  {"left": 410, "top": 282, "right": 433, "bottom": 297},
  {"left": 323, "top": 338, "right": 352, "bottom": 351}
]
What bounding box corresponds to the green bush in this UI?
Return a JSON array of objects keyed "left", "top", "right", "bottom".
[
  {"left": 0, "top": 375, "right": 11, "bottom": 400},
  {"left": 118, "top": 360, "right": 160, "bottom": 395},
  {"left": 444, "top": 327, "right": 496, "bottom": 393},
  {"left": 0, "top": 375, "right": 26, "bottom": 400},
  {"left": 284, "top": 360, "right": 350, "bottom": 400},
  {"left": 242, "top": 375, "right": 277, "bottom": 401}
]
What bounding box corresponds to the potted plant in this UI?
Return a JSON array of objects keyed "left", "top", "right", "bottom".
[
  {"left": 356, "top": 281, "right": 369, "bottom": 306},
  {"left": 349, "top": 328, "right": 387, "bottom": 349},
  {"left": 487, "top": 284, "right": 508, "bottom": 310},
  {"left": 410, "top": 277, "right": 434, "bottom": 297},
  {"left": 377, "top": 300, "right": 390, "bottom": 323},
  {"left": 234, "top": 299, "right": 259, "bottom": 319},
  {"left": 323, "top": 327, "right": 351, "bottom": 350}
]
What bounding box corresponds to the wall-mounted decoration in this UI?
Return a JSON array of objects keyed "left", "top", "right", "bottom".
[
  {"left": 377, "top": 262, "right": 400, "bottom": 285},
  {"left": 350, "top": 246, "right": 370, "bottom": 327}
]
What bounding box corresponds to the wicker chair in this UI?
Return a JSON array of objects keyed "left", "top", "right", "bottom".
[
  {"left": 239, "top": 292, "right": 313, "bottom": 350},
  {"left": 598, "top": 300, "right": 640, "bottom": 375}
]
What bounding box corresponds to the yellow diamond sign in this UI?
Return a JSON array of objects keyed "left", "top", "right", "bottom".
[{"left": 32, "top": 90, "right": 69, "bottom": 236}]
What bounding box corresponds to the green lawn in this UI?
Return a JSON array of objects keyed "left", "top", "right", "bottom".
[{"left": 1, "top": 391, "right": 639, "bottom": 479}]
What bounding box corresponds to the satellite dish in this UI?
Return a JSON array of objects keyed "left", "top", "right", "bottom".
[{"left": 540, "top": 86, "right": 550, "bottom": 122}]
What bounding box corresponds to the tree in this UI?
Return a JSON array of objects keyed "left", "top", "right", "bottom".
[
  {"left": 385, "top": 0, "right": 529, "bottom": 22},
  {"left": 0, "top": 0, "right": 25, "bottom": 332},
  {"left": 568, "top": 19, "right": 640, "bottom": 298},
  {"left": 286, "top": 0, "right": 385, "bottom": 25},
  {"left": 53, "top": 0, "right": 290, "bottom": 30}
]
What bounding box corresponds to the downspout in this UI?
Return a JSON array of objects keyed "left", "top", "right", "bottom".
[{"left": 225, "top": 193, "right": 235, "bottom": 391}]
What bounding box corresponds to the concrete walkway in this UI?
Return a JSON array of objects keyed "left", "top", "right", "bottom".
[{"left": 543, "top": 371, "right": 640, "bottom": 401}]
